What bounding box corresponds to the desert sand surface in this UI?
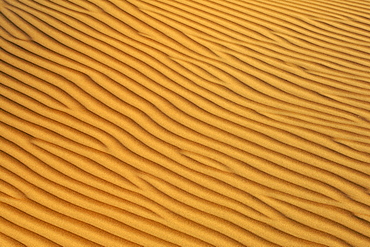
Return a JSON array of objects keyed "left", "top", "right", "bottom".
[{"left": 1, "top": 0, "right": 370, "bottom": 246}]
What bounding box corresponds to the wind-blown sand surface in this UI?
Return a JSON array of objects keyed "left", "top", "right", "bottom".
[{"left": 1, "top": 0, "right": 370, "bottom": 246}]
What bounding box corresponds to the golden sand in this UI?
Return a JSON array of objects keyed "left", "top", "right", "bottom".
[{"left": 1, "top": 0, "right": 370, "bottom": 246}]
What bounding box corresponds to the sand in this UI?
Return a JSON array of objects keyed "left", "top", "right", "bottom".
[{"left": 1, "top": 0, "right": 370, "bottom": 246}]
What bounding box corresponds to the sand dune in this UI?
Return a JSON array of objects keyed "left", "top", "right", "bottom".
[{"left": 1, "top": 0, "right": 370, "bottom": 246}]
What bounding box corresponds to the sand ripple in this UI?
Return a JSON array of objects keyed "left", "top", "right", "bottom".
[{"left": 1, "top": 0, "right": 370, "bottom": 246}]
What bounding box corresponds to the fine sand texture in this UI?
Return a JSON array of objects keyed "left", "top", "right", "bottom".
[{"left": 1, "top": 0, "right": 370, "bottom": 246}]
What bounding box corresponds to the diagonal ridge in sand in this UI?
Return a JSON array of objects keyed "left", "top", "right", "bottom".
[{"left": 1, "top": 0, "right": 370, "bottom": 246}]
